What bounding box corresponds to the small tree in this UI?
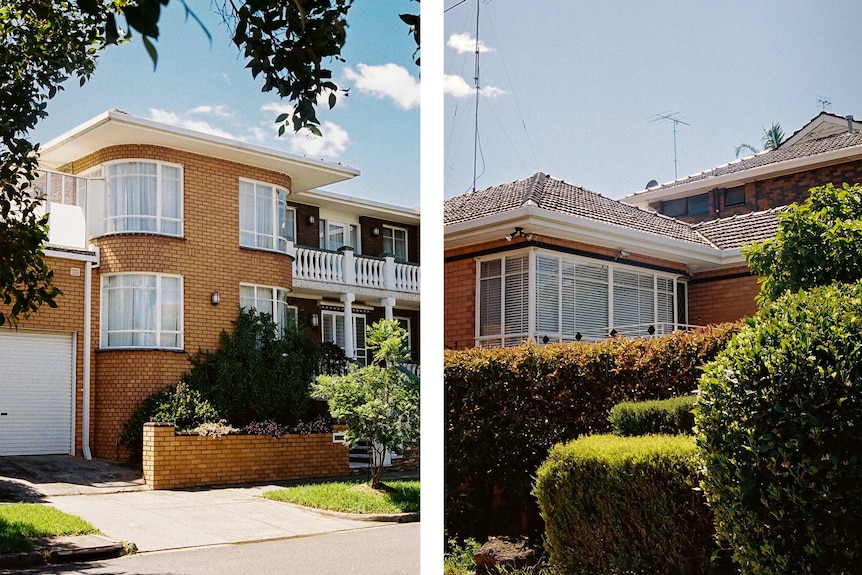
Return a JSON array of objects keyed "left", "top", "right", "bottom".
[
  {"left": 743, "top": 182, "right": 862, "bottom": 303},
  {"left": 312, "top": 319, "right": 419, "bottom": 489}
]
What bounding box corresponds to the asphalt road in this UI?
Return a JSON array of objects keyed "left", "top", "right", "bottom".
[{"left": 19, "top": 522, "right": 420, "bottom": 574}]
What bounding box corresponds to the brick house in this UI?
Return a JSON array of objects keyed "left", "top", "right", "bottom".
[
  {"left": 0, "top": 110, "right": 419, "bottom": 459},
  {"left": 444, "top": 112, "right": 861, "bottom": 349}
]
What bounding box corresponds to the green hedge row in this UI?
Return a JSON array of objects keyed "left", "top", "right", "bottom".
[
  {"left": 444, "top": 323, "right": 738, "bottom": 538},
  {"left": 534, "top": 434, "right": 730, "bottom": 575},
  {"left": 609, "top": 394, "right": 697, "bottom": 436}
]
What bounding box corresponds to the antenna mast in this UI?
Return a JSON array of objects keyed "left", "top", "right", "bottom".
[
  {"left": 651, "top": 112, "right": 690, "bottom": 180},
  {"left": 817, "top": 95, "right": 832, "bottom": 112},
  {"left": 471, "top": 0, "right": 480, "bottom": 193}
]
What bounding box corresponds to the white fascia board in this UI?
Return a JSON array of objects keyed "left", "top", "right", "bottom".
[
  {"left": 623, "top": 144, "right": 862, "bottom": 208},
  {"left": 445, "top": 206, "right": 747, "bottom": 272},
  {"left": 297, "top": 188, "right": 420, "bottom": 224},
  {"left": 38, "top": 110, "right": 359, "bottom": 194}
]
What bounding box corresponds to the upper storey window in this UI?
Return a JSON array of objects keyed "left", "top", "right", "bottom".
[
  {"left": 104, "top": 161, "right": 183, "bottom": 236},
  {"left": 383, "top": 225, "right": 408, "bottom": 261},
  {"left": 240, "top": 179, "right": 290, "bottom": 253}
]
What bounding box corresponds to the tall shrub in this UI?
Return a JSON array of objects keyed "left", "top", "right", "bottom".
[
  {"left": 184, "top": 309, "right": 320, "bottom": 426},
  {"left": 445, "top": 324, "right": 738, "bottom": 538},
  {"left": 743, "top": 182, "right": 862, "bottom": 303},
  {"left": 697, "top": 283, "right": 862, "bottom": 575}
]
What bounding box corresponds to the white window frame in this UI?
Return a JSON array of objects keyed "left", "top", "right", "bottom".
[
  {"left": 101, "top": 160, "right": 184, "bottom": 237},
  {"left": 395, "top": 316, "right": 412, "bottom": 352},
  {"left": 321, "top": 310, "right": 368, "bottom": 365},
  {"left": 475, "top": 247, "right": 684, "bottom": 348},
  {"left": 319, "top": 219, "right": 360, "bottom": 254},
  {"left": 100, "top": 273, "right": 184, "bottom": 350},
  {"left": 383, "top": 225, "right": 409, "bottom": 261},
  {"left": 239, "top": 283, "right": 294, "bottom": 336},
  {"left": 239, "top": 178, "right": 290, "bottom": 254}
]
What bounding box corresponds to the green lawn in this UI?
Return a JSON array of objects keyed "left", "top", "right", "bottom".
[
  {"left": 0, "top": 503, "right": 98, "bottom": 553},
  {"left": 263, "top": 479, "right": 419, "bottom": 514}
]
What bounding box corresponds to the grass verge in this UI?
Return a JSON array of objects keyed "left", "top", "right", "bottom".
[
  {"left": 0, "top": 504, "right": 98, "bottom": 553},
  {"left": 263, "top": 479, "right": 419, "bottom": 514}
]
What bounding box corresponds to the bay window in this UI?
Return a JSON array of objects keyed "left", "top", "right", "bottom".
[
  {"left": 104, "top": 161, "right": 182, "bottom": 236},
  {"left": 101, "top": 274, "right": 183, "bottom": 349},
  {"left": 476, "top": 249, "right": 684, "bottom": 347},
  {"left": 240, "top": 179, "right": 289, "bottom": 253},
  {"left": 239, "top": 284, "right": 295, "bottom": 336}
]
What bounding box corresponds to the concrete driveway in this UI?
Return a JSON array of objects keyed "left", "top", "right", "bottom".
[{"left": 0, "top": 456, "right": 414, "bottom": 553}]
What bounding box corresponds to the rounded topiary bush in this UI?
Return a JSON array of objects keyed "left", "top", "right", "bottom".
[{"left": 696, "top": 282, "right": 862, "bottom": 575}]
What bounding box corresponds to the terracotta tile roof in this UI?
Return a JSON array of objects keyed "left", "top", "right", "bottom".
[
  {"left": 444, "top": 172, "right": 715, "bottom": 247},
  {"left": 693, "top": 207, "right": 784, "bottom": 250},
  {"left": 632, "top": 130, "right": 862, "bottom": 194}
]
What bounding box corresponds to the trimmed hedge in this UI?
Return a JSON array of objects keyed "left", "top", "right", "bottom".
[
  {"left": 697, "top": 283, "right": 862, "bottom": 575},
  {"left": 534, "top": 434, "right": 729, "bottom": 575},
  {"left": 445, "top": 323, "right": 738, "bottom": 538},
  {"left": 609, "top": 395, "right": 697, "bottom": 436}
]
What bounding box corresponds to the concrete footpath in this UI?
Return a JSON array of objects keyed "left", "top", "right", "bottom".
[{"left": 0, "top": 456, "right": 417, "bottom": 570}]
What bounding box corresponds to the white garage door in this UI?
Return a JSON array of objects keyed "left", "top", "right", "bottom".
[{"left": 0, "top": 330, "right": 75, "bottom": 455}]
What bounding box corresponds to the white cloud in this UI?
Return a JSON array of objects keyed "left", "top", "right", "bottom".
[
  {"left": 188, "top": 105, "right": 232, "bottom": 118},
  {"left": 148, "top": 108, "right": 240, "bottom": 140},
  {"left": 287, "top": 121, "right": 351, "bottom": 157},
  {"left": 443, "top": 74, "right": 506, "bottom": 99},
  {"left": 343, "top": 63, "right": 419, "bottom": 110},
  {"left": 448, "top": 32, "right": 491, "bottom": 54}
]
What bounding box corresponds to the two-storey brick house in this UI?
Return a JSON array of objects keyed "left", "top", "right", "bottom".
[{"left": 0, "top": 110, "right": 419, "bottom": 459}]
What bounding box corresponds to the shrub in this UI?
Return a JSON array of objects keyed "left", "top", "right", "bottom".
[
  {"left": 697, "top": 282, "right": 862, "bottom": 575},
  {"left": 534, "top": 434, "right": 728, "bottom": 575},
  {"left": 119, "top": 382, "right": 220, "bottom": 458},
  {"left": 240, "top": 416, "right": 333, "bottom": 437},
  {"left": 609, "top": 395, "right": 697, "bottom": 436},
  {"left": 445, "top": 323, "right": 738, "bottom": 539},
  {"left": 184, "top": 309, "right": 320, "bottom": 426}
]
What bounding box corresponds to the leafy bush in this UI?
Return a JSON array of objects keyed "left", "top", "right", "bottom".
[
  {"left": 119, "top": 382, "right": 220, "bottom": 458},
  {"left": 697, "top": 282, "right": 862, "bottom": 574},
  {"left": 743, "top": 182, "right": 862, "bottom": 303},
  {"left": 184, "top": 309, "right": 321, "bottom": 426},
  {"left": 445, "top": 323, "right": 738, "bottom": 539},
  {"left": 609, "top": 395, "right": 697, "bottom": 436},
  {"left": 534, "top": 434, "right": 728, "bottom": 575}
]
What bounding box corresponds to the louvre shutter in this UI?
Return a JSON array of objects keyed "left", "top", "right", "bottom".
[
  {"left": 575, "top": 263, "right": 609, "bottom": 341},
  {"left": 504, "top": 256, "right": 529, "bottom": 345},
  {"left": 535, "top": 255, "right": 559, "bottom": 334},
  {"left": 479, "top": 260, "right": 502, "bottom": 337}
]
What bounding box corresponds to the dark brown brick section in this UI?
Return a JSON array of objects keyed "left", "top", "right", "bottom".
[
  {"left": 359, "top": 216, "right": 420, "bottom": 263},
  {"left": 688, "top": 265, "right": 760, "bottom": 325},
  {"left": 656, "top": 158, "right": 862, "bottom": 224},
  {"left": 289, "top": 201, "right": 321, "bottom": 248}
]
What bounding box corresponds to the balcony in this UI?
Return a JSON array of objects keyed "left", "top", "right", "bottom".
[
  {"left": 293, "top": 246, "right": 420, "bottom": 296},
  {"left": 32, "top": 170, "right": 91, "bottom": 250}
]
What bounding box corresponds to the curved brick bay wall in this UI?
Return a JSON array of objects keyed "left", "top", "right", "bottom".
[{"left": 143, "top": 423, "right": 349, "bottom": 490}]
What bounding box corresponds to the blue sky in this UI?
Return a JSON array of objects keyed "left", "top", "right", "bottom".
[
  {"left": 30, "top": 1, "right": 420, "bottom": 207},
  {"left": 444, "top": 0, "right": 862, "bottom": 199}
]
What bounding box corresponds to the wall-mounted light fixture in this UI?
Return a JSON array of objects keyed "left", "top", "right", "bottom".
[
  {"left": 310, "top": 313, "right": 320, "bottom": 328},
  {"left": 505, "top": 227, "right": 531, "bottom": 242},
  {"left": 619, "top": 250, "right": 629, "bottom": 258},
  {"left": 307, "top": 214, "right": 316, "bottom": 225},
  {"left": 372, "top": 227, "right": 380, "bottom": 237},
  {"left": 210, "top": 291, "right": 220, "bottom": 306}
]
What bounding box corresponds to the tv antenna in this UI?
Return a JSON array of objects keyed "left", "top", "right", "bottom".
[
  {"left": 651, "top": 112, "right": 690, "bottom": 179},
  {"left": 471, "top": 0, "right": 480, "bottom": 193},
  {"left": 817, "top": 95, "right": 832, "bottom": 112}
]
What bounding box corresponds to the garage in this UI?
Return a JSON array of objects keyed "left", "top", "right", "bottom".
[{"left": 0, "top": 330, "right": 75, "bottom": 455}]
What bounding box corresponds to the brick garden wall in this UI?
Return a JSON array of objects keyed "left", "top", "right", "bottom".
[{"left": 142, "top": 423, "right": 350, "bottom": 490}]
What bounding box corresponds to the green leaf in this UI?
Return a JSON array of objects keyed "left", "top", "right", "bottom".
[{"left": 142, "top": 35, "right": 158, "bottom": 70}]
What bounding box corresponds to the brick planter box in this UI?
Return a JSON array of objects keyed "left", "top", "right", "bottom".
[{"left": 142, "top": 422, "right": 350, "bottom": 490}]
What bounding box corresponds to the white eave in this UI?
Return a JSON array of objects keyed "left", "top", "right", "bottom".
[
  {"left": 298, "top": 188, "right": 420, "bottom": 225},
  {"left": 623, "top": 142, "right": 862, "bottom": 210},
  {"left": 37, "top": 110, "right": 360, "bottom": 194},
  {"left": 445, "top": 206, "right": 747, "bottom": 273}
]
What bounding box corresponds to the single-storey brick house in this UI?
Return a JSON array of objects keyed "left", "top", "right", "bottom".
[
  {"left": 1, "top": 110, "right": 420, "bottom": 459},
  {"left": 444, "top": 112, "right": 861, "bottom": 349}
]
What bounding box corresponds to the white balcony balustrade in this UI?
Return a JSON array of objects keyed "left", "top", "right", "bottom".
[{"left": 294, "top": 247, "right": 420, "bottom": 295}]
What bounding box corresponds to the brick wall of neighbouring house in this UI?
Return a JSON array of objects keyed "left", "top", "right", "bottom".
[
  {"left": 61, "top": 144, "right": 296, "bottom": 460},
  {"left": 444, "top": 235, "right": 688, "bottom": 350},
  {"left": 2, "top": 254, "right": 88, "bottom": 455},
  {"left": 657, "top": 158, "right": 862, "bottom": 224},
  {"left": 688, "top": 265, "right": 761, "bottom": 325},
  {"left": 142, "top": 423, "right": 349, "bottom": 490}
]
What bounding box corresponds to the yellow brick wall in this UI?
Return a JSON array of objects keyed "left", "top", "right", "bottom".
[{"left": 142, "top": 423, "right": 350, "bottom": 489}]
